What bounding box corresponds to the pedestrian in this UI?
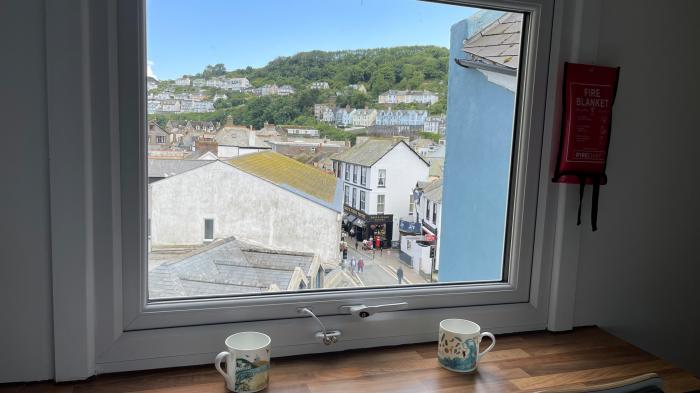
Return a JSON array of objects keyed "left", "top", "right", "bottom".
[
  {"left": 355, "top": 239, "right": 358, "bottom": 250},
  {"left": 397, "top": 265, "right": 404, "bottom": 285},
  {"left": 350, "top": 258, "right": 357, "bottom": 272},
  {"left": 358, "top": 258, "right": 364, "bottom": 272}
]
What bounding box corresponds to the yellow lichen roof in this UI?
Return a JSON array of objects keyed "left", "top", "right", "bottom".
[{"left": 228, "top": 151, "right": 338, "bottom": 204}]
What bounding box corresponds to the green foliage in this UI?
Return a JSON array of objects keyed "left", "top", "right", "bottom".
[
  {"left": 148, "top": 111, "right": 228, "bottom": 126},
  {"left": 163, "top": 46, "right": 450, "bottom": 135},
  {"left": 419, "top": 132, "right": 442, "bottom": 142},
  {"left": 198, "top": 63, "right": 227, "bottom": 78},
  {"left": 223, "top": 46, "right": 449, "bottom": 98}
]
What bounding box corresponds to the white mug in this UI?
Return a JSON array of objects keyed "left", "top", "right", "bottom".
[
  {"left": 215, "top": 332, "right": 271, "bottom": 393},
  {"left": 438, "top": 319, "right": 495, "bottom": 373}
]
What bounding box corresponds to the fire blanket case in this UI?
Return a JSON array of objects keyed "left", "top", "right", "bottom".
[{"left": 553, "top": 62, "right": 620, "bottom": 231}]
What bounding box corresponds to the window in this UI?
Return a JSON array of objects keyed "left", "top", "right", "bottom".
[
  {"left": 108, "top": 0, "right": 556, "bottom": 365},
  {"left": 344, "top": 163, "right": 349, "bottom": 180},
  {"left": 156, "top": 135, "right": 165, "bottom": 143},
  {"left": 353, "top": 165, "right": 358, "bottom": 183},
  {"left": 409, "top": 194, "right": 415, "bottom": 215},
  {"left": 432, "top": 202, "right": 437, "bottom": 223},
  {"left": 360, "top": 190, "right": 366, "bottom": 211},
  {"left": 377, "top": 169, "right": 386, "bottom": 188},
  {"left": 426, "top": 200, "right": 431, "bottom": 221},
  {"left": 360, "top": 167, "right": 367, "bottom": 185},
  {"left": 352, "top": 188, "right": 357, "bottom": 208},
  {"left": 377, "top": 194, "right": 385, "bottom": 214},
  {"left": 344, "top": 185, "right": 349, "bottom": 205},
  {"left": 204, "top": 218, "right": 214, "bottom": 241}
]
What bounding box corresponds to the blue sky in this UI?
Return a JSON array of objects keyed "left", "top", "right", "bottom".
[{"left": 147, "top": 0, "right": 476, "bottom": 80}]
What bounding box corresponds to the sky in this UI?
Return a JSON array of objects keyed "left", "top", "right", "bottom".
[{"left": 146, "top": 0, "right": 477, "bottom": 80}]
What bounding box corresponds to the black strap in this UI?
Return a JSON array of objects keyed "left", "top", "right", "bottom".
[
  {"left": 591, "top": 177, "right": 600, "bottom": 231},
  {"left": 577, "top": 176, "right": 585, "bottom": 226}
]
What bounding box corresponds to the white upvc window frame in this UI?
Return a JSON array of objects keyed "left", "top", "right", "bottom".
[{"left": 41, "top": 0, "right": 579, "bottom": 379}]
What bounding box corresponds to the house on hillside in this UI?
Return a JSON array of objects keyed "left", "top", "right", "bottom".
[
  {"left": 278, "top": 85, "right": 295, "bottom": 96},
  {"left": 310, "top": 81, "right": 329, "bottom": 90},
  {"left": 149, "top": 237, "right": 324, "bottom": 298},
  {"left": 378, "top": 90, "right": 439, "bottom": 105},
  {"left": 424, "top": 115, "right": 446, "bottom": 134},
  {"left": 334, "top": 107, "right": 354, "bottom": 127},
  {"left": 347, "top": 84, "right": 367, "bottom": 93},
  {"left": 148, "top": 152, "right": 343, "bottom": 265},
  {"left": 174, "top": 77, "right": 190, "bottom": 86},
  {"left": 331, "top": 138, "right": 429, "bottom": 246},
  {"left": 376, "top": 109, "right": 428, "bottom": 127},
  {"left": 351, "top": 108, "right": 377, "bottom": 127},
  {"left": 192, "top": 78, "right": 205, "bottom": 87}
]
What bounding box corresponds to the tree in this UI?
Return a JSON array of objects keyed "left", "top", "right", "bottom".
[{"left": 201, "top": 63, "right": 227, "bottom": 78}]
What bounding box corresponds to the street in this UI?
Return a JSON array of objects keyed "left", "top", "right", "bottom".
[{"left": 341, "top": 240, "right": 428, "bottom": 287}]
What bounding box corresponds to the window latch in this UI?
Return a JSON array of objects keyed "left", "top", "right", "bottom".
[{"left": 338, "top": 302, "right": 408, "bottom": 319}]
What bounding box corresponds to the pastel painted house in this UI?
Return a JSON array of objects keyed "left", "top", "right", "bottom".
[{"left": 439, "top": 11, "right": 520, "bottom": 282}]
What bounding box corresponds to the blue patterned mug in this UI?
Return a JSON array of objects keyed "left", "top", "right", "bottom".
[
  {"left": 438, "top": 319, "right": 495, "bottom": 373},
  {"left": 215, "top": 332, "right": 271, "bottom": 392}
]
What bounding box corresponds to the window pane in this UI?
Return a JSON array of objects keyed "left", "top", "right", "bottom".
[{"left": 146, "top": 0, "right": 523, "bottom": 299}]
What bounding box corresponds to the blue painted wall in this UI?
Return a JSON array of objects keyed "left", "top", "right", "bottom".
[{"left": 440, "top": 11, "right": 516, "bottom": 282}]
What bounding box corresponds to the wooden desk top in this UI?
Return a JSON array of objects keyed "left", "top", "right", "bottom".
[{"left": 2, "top": 327, "right": 699, "bottom": 392}]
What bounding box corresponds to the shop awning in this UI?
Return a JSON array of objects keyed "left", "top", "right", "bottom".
[
  {"left": 354, "top": 218, "right": 366, "bottom": 228},
  {"left": 343, "top": 214, "right": 357, "bottom": 224}
]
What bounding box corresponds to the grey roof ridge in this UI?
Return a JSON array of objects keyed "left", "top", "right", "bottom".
[
  {"left": 176, "top": 276, "right": 267, "bottom": 289},
  {"left": 213, "top": 260, "right": 298, "bottom": 272},
  {"left": 161, "top": 236, "right": 239, "bottom": 266},
  {"left": 148, "top": 159, "right": 217, "bottom": 184}
]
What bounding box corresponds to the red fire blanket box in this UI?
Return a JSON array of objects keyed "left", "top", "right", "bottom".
[{"left": 553, "top": 62, "right": 620, "bottom": 231}]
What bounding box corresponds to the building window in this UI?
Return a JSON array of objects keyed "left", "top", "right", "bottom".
[
  {"left": 204, "top": 218, "right": 214, "bottom": 241},
  {"left": 353, "top": 165, "right": 358, "bottom": 183},
  {"left": 352, "top": 188, "right": 357, "bottom": 208},
  {"left": 360, "top": 190, "right": 366, "bottom": 211},
  {"left": 361, "top": 167, "right": 367, "bottom": 185},
  {"left": 426, "top": 201, "right": 431, "bottom": 221},
  {"left": 377, "top": 194, "right": 385, "bottom": 214},
  {"left": 409, "top": 195, "right": 415, "bottom": 215},
  {"left": 156, "top": 135, "right": 165, "bottom": 143},
  {"left": 344, "top": 185, "right": 350, "bottom": 205},
  {"left": 344, "top": 163, "right": 350, "bottom": 180},
  {"left": 432, "top": 202, "right": 437, "bottom": 223},
  {"left": 378, "top": 169, "right": 386, "bottom": 188}
]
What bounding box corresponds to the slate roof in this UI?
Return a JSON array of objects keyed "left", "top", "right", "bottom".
[
  {"left": 463, "top": 12, "right": 522, "bottom": 70},
  {"left": 216, "top": 126, "right": 270, "bottom": 148},
  {"left": 228, "top": 151, "right": 341, "bottom": 208},
  {"left": 423, "top": 178, "right": 443, "bottom": 203},
  {"left": 331, "top": 138, "right": 428, "bottom": 166},
  {"left": 149, "top": 237, "right": 316, "bottom": 299},
  {"left": 148, "top": 159, "right": 212, "bottom": 179}
]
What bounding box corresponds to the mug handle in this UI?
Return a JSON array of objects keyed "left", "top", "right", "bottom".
[
  {"left": 477, "top": 332, "right": 496, "bottom": 360},
  {"left": 215, "top": 351, "right": 234, "bottom": 386}
]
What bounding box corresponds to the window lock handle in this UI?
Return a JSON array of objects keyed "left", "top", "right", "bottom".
[{"left": 338, "top": 302, "right": 408, "bottom": 319}]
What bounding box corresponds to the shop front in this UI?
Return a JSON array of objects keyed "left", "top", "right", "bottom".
[{"left": 344, "top": 206, "right": 393, "bottom": 249}]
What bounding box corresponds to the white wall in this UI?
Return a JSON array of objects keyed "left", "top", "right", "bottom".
[
  {"left": 150, "top": 161, "right": 341, "bottom": 264},
  {"left": 573, "top": 0, "right": 700, "bottom": 376},
  {"left": 0, "top": 0, "right": 55, "bottom": 382},
  {"left": 370, "top": 142, "right": 429, "bottom": 241}
]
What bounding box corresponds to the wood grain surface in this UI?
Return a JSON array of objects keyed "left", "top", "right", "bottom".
[{"left": 2, "top": 327, "right": 698, "bottom": 393}]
